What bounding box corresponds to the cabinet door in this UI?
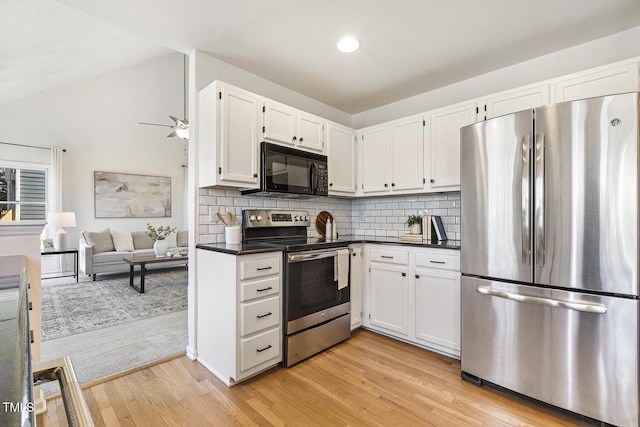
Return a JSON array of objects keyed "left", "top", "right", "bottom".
[
  {"left": 484, "top": 85, "right": 550, "bottom": 119},
  {"left": 220, "top": 85, "right": 260, "bottom": 185},
  {"left": 426, "top": 101, "right": 477, "bottom": 191},
  {"left": 327, "top": 122, "right": 356, "bottom": 194},
  {"left": 297, "top": 112, "right": 325, "bottom": 153},
  {"left": 415, "top": 267, "right": 460, "bottom": 354},
  {"left": 391, "top": 115, "right": 424, "bottom": 191},
  {"left": 360, "top": 125, "right": 390, "bottom": 194},
  {"left": 553, "top": 63, "right": 639, "bottom": 103},
  {"left": 350, "top": 245, "right": 363, "bottom": 329},
  {"left": 263, "top": 100, "right": 297, "bottom": 146},
  {"left": 369, "top": 262, "right": 409, "bottom": 336}
]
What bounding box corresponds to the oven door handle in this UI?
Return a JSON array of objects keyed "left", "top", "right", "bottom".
[{"left": 287, "top": 247, "right": 353, "bottom": 263}]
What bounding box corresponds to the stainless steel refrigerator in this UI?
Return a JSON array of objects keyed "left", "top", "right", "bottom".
[{"left": 460, "top": 92, "right": 639, "bottom": 426}]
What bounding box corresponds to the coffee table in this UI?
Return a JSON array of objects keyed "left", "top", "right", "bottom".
[{"left": 123, "top": 253, "right": 188, "bottom": 293}]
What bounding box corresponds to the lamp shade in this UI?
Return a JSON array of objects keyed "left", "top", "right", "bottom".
[{"left": 47, "top": 212, "right": 77, "bottom": 228}]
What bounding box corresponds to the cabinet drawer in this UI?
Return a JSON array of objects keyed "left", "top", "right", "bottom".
[
  {"left": 415, "top": 251, "right": 460, "bottom": 271},
  {"left": 241, "top": 276, "right": 280, "bottom": 302},
  {"left": 371, "top": 248, "right": 409, "bottom": 265},
  {"left": 240, "top": 327, "right": 281, "bottom": 372},
  {"left": 241, "top": 256, "right": 281, "bottom": 280},
  {"left": 240, "top": 296, "right": 280, "bottom": 336}
]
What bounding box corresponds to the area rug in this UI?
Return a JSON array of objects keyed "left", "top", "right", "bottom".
[
  {"left": 41, "top": 268, "right": 187, "bottom": 341},
  {"left": 40, "top": 310, "right": 187, "bottom": 397}
]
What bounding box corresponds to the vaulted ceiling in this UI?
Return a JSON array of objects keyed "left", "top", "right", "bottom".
[{"left": 3, "top": 0, "right": 640, "bottom": 113}]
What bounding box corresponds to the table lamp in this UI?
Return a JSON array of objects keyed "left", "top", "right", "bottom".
[{"left": 47, "top": 212, "right": 77, "bottom": 250}]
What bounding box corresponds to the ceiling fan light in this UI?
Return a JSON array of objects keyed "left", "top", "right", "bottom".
[
  {"left": 175, "top": 127, "right": 189, "bottom": 139},
  {"left": 337, "top": 36, "right": 359, "bottom": 53}
]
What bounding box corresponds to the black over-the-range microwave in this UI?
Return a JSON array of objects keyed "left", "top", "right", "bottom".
[{"left": 241, "top": 142, "right": 328, "bottom": 197}]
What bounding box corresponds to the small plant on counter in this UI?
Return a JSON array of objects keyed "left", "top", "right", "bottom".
[
  {"left": 146, "top": 223, "right": 177, "bottom": 241},
  {"left": 406, "top": 214, "right": 423, "bottom": 226}
]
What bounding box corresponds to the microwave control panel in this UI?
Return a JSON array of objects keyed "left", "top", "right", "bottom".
[{"left": 316, "top": 163, "right": 328, "bottom": 193}]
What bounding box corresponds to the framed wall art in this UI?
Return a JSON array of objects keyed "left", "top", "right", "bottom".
[{"left": 94, "top": 171, "right": 171, "bottom": 218}]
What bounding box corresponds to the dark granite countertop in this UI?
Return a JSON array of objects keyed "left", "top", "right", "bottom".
[
  {"left": 341, "top": 235, "right": 460, "bottom": 250},
  {"left": 196, "top": 242, "right": 285, "bottom": 256},
  {"left": 197, "top": 235, "right": 459, "bottom": 255}
]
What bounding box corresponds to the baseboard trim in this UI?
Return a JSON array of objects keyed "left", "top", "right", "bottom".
[{"left": 186, "top": 344, "right": 197, "bottom": 360}]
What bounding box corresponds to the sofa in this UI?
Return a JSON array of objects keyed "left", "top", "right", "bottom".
[{"left": 79, "top": 228, "right": 188, "bottom": 281}]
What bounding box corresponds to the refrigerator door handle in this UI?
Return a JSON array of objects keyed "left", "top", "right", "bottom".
[
  {"left": 476, "top": 285, "right": 607, "bottom": 314},
  {"left": 535, "top": 132, "right": 545, "bottom": 267},
  {"left": 521, "top": 134, "right": 531, "bottom": 265}
]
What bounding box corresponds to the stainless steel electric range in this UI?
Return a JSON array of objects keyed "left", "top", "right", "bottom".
[{"left": 242, "top": 209, "right": 352, "bottom": 366}]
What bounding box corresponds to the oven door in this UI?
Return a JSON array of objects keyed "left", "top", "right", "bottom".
[{"left": 285, "top": 248, "right": 351, "bottom": 334}]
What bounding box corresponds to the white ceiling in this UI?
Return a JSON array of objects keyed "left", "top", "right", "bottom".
[{"left": 3, "top": 0, "right": 640, "bottom": 113}]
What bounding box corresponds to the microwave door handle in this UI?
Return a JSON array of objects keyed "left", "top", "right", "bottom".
[{"left": 310, "top": 162, "right": 318, "bottom": 193}]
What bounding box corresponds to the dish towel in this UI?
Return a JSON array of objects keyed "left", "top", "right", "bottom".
[{"left": 335, "top": 248, "right": 350, "bottom": 290}]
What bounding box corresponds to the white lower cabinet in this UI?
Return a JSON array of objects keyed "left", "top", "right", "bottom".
[
  {"left": 414, "top": 266, "right": 460, "bottom": 355},
  {"left": 369, "top": 261, "right": 409, "bottom": 337},
  {"left": 197, "top": 249, "right": 282, "bottom": 386},
  {"left": 364, "top": 244, "right": 461, "bottom": 358}
]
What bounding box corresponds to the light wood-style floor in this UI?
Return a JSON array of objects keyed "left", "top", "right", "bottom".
[{"left": 44, "top": 329, "right": 590, "bottom": 426}]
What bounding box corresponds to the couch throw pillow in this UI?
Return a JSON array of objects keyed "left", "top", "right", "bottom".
[
  {"left": 177, "top": 230, "right": 188, "bottom": 247},
  {"left": 83, "top": 229, "right": 115, "bottom": 254},
  {"left": 111, "top": 230, "right": 134, "bottom": 252},
  {"left": 165, "top": 233, "right": 177, "bottom": 248},
  {"left": 131, "top": 231, "right": 154, "bottom": 250}
]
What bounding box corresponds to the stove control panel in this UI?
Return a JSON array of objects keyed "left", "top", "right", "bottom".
[{"left": 243, "top": 209, "right": 310, "bottom": 228}]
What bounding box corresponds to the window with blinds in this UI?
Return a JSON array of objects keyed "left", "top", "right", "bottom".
[{"left": 0, "top": 167, "right": 47, "bottom": 221}]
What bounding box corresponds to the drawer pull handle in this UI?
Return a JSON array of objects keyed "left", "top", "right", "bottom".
[
  {"left": 381, "top": 256, "right": 394, "bottom": 259},
  {"left": 415, "top": 274, "right": 420, "bottom": 279},
  {"left": 256, "top": 266, "right": 273, "bottom": 271},
  {"left": 430, "top": 260, "right": 446, "bottom": 264},
  {"left": 257, "top": 286, "right": 273, "bottom": 292},
  {"left": 257, "top": 312, "right": 273, "bottom": 319},
  {"left": 257, "top": 344, "right": 273, "bottom": 353}
]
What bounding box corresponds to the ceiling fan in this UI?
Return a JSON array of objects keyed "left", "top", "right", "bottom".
[{"left": 138, "top": 115, "right": 189, "bottom": 139}]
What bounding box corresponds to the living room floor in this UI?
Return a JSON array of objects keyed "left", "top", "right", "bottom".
[{"left": 39, "top": 268, "right": 188, "bottom": 396}]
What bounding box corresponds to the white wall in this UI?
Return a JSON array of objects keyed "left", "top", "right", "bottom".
[
  {"left": 0, "top": 53, "right": 187, "bottom": 247},
  {"left": 194, "top": 51, "right": 351, "bottom": 127},
  {"left": 352, "top": 25, "right": 640, "bottom": 128}
]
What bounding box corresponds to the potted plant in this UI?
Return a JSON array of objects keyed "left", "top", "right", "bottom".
[
  {"left": 406, "top": 214, "right": 423, "bottom": 234},
  {"left": 146, "top": 223, "right": 177, "bottom": 257}
]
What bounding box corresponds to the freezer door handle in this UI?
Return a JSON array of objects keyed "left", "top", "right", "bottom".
[
  {"left": 477, "top": 285, "right": 607, "bottom": 314},
  {"left": 521, "top": 134, "right": 531, "bottom": 266},
  {"left": 535, "top": 132, "right": 545, "bottom": 267}
]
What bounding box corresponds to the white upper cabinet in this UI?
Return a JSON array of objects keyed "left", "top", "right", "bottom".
[
  {"left": 425, "top": 101, "right": 478, "bottom": 192},
  {"left": 297, "top": 112, "right": 325, "bottom": 153},
  {"left": 327, "top": 122, "right": 357, "bottom": 195},
  {"left": 359, "top": 124, "right": 390, "bottom": 194},
  {"left": 390, "top": 115, "right": 424, "bottom": 192},
  {"left": 263, "top": 100, "right": 297, "bottom": 146},
  {"left": 553, "top": 62, "right": 639, "bottom": 103},
  {"left": 482, "top": 84, "right": 551, "bottom": 119},
  {"left": 263, "top": 100, "right": 326, "bottom": 154},
  {"left": 359, "top": 115, "right": 424, "bottom": 195},
  {"left": 199, "top": 81, "right": 260, "bottom": 188}
]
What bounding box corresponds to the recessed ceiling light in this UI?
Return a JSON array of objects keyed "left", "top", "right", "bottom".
[{"left": 337, "top": 36, "right": 359, "bottom": 53}]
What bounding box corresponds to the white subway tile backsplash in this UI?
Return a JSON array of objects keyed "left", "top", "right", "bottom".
[{"left": 197, "top": 189, "right": 461, "bottom": 243}]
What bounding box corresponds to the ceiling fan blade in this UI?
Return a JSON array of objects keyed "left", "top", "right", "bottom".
[
  {"left": 169, "top": 115, "right": 189, "bottom": 126},
  {"left": 138, "top": 122, "right": 173, "bottom": 128},
  {"left": 167, "top": 130, "right": 178, "bottom": 138}
]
